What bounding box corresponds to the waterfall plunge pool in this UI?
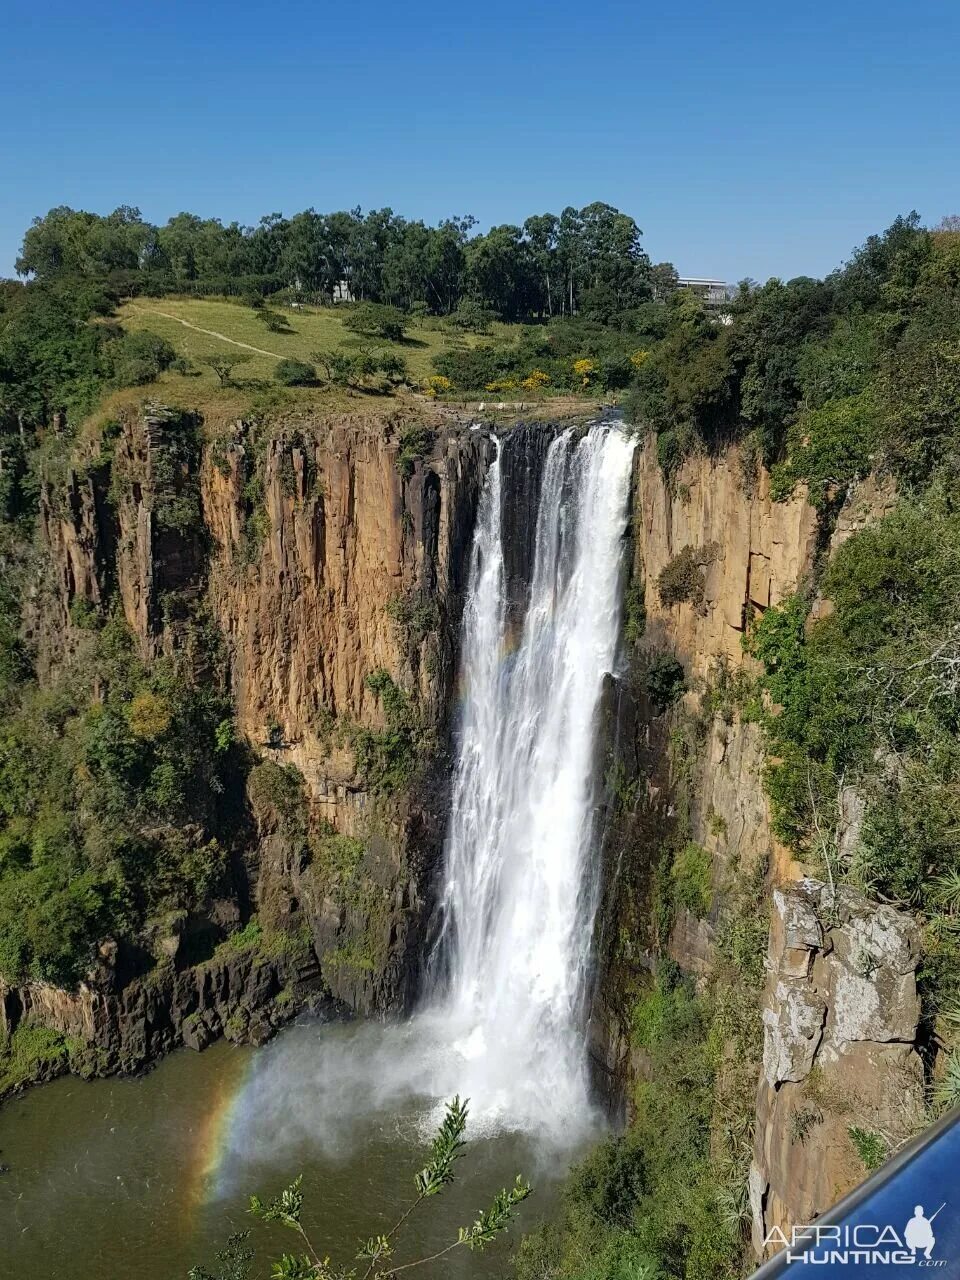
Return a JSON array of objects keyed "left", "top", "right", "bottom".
[{"left": 0, "top": 1016, "right": 601, "bottom": 1279}]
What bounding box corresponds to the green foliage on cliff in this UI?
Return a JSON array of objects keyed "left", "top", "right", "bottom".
[
  {"left": 643, "top": 653, "right": 686, "bottom": 712},
  {"left": 769, "top": 389, "right": 879, "bottom": 509},
  {"left": 743, "top": 485, "right": 960, "bottom": 1065},
  {"left": 395, "top": 425, "right": 434, "bottom": 479},
  {"left": 669, "top": 842, "right": 712, "bottom": 917},
  {"left": 848, "top": 1126, "right": 887, "bottom": 1172},
  {"left": 0, "top": 1024, "right": 82, "bottom": 1094},
  {"left": 656, "top": 545, "right": 710, "bottom": 608},
  {"left": 624, "top": 215, "right": 960, "bottom": 504},
  {"left": 351, "top": 669, "right": 421, "bottom": 794},
  {"left": 248, "top": 761, "right": 309, "bottom": 838},
  {"left": 518, "top": 956, "right": 762, "bottom": 1280},
  {"left": 746, "top": 498, "right": 960, "bottom": 918},
  {"left": 0, "top": 613, "right": 245, "bottom": 985}
]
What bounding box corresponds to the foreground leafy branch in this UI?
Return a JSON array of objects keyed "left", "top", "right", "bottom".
[{"left": 189, "top": 1097, "right": 531, "bottom": 1280}]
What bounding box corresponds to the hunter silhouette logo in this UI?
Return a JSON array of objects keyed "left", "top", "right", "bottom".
[
  {"left": 904, "top": 1204, "right": 945, "bottom": 1260},
  {"left": 765, "top": 1203, "right": 949, "bottom": 1266}
]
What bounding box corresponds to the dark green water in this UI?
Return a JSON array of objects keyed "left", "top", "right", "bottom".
[{"left": 0, "top": 1018, "right": 595, "bottom": 1279}]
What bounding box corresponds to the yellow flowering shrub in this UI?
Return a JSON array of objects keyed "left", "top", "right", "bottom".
[
  {"left": 572, "top": 357, "right": 597, "bottom": 387},
  {"left": 630, "top": 349, "right": 650, "bottom": 369},
  {"left": 426, "top": 375, "right": 453, "bottom": 397},
  {"left": 521, "top": 370, "right": 550, "bottom": 390},
  {"left": 127, "top": 691, "right": 173, "bottom": 740},
  {"left": 484, "top": 378, "right": 518, "bottom": 393}
]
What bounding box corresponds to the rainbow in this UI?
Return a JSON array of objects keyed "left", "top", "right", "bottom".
[
  {"left": 186, "top": 1051, "right": 251, "bottom": 1211},
  {"left": 454, "top": 616, "right": 548, "bottom": 704}
]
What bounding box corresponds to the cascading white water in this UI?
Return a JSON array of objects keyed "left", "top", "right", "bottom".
[
  {"left": 212, "top": 423, "right": 637, "bottom": 1182},
  {"left": 433, "top": 421, "right": 636, "bottom": 1137}
]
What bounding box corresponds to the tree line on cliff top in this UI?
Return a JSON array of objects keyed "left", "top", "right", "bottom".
[{"left": 12, "top": 201, "right": 675, "bottom": 323}]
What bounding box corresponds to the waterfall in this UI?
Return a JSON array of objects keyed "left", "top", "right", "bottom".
[
  {"left": 206, "top": 422, "right": 637, "bottom": 1181},
  {"left": 432, "top": 421, "right": 637, "bottom": 1138}
]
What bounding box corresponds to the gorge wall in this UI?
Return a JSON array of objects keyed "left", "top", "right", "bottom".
[
  {"left": 2, "top": 407, "right": 927, "bottom": 1271},
  {"left": 3, "top": 407, "right": 491, "bottom": 1079},
  {"left": 593, "top": 435, "right": 926, "bottom": 1264}
]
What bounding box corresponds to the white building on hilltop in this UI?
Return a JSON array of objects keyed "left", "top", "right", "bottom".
[{"left": 676, "top": 277, "right": 729, "bottom": 308}]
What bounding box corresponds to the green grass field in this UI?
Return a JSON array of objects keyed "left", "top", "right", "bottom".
[
  {"left": 102, "top": 296, "right": 592, "bottom": 434},
  {"left": 119, "top": 296, "right": 481, "bottom": 386}
]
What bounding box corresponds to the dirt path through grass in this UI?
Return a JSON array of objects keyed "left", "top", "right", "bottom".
[{"left": 129, "top": 305, "right": 284, "bottom": 359}]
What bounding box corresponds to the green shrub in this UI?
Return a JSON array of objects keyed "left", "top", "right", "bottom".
[
  {"left": 623, "top": 577, "right": 646, "bottom": 646},
  {"left": 933, "top": 1050, "right": 960, "bottom": 1111},
  {"left": 214, "top": 918, "right": 263, "bottom": 959},
  {"left": 312, "top": 348, "right": 407, "bottom": 390},
  {"left": 395, "top": 426, "right": 434, "bottom": 480},
  {"left": 311, "top": 833, "right": 365, "bottom": 884},
  {"left": 386, "top": 591, "right": 439, "bottom": 647},
  {"left": 447, "top": 300, "right": 496, "bottom": 333},
  {"left": 69, "top": 596, "right": 100, "bottom": 630},
  {"left": 258, "top": 308, "right": 293, "bottom": 333},
  {"left": 655, "top": 428, "right": 683, "bottom": 481},
  {"left": 670, "top": 842, "right": 712, "bottom": 916},
  {"left": 352, "top": 669, "right": 420, "bottom": 793},
  {"left": 657, "top": 545, "right": 710, "bottom": 608},
  {"left": 247, "top": 761, "right": 308, "bottom": 836},
  {"left": 0, "top": 607, "right": 242, "bottom": 986},
  {"left": 342, "top": 303, "right": 406, "bottom": 342},
  {"left": 746, "top": 502, "right": 960, "bottom": 914},
  {"left": 0, "top": 1025, "right": 76, "bottom": 1093},
  {"left": 433, "top": 344, "right": 507, "bottom": 390},
  {"left": 715, "top": 907, "right": 768, "bottom": 987},
  {"left": 643, "top": 654, "right": 685, "bottom": 711},
  {"left": 107, "top": 329, "right": 176, "bottom": 387},
  {"left": 700, "top": 656, "right": 756, "bottom": 726},
  {"left": 770, "top": 390, "right": 879, "bottom": 508},
  {"left": 848, "top": 1126, "right": 887, "bottom": 1171},
  {"left": 274, "top": 358, "right": 316, "bottom": 386}
]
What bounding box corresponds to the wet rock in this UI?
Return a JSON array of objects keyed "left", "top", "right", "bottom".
[
  {"left": 181, "top": 1013, "right": 213, "bottom": 1052},
  {"left": 497, "top": 422, "right": 559, "bottom": 625}
]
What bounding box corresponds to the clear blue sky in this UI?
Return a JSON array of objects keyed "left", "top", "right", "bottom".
[{"left": 2, "top": 0, "right": 958, "bottom": 284}]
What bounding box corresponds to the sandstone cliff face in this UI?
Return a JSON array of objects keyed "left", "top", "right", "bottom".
[
  {"left": 750, "top": 880, "right": 924, "bottom": 1253},
  {"left": 634, "top": 434, "right": 819, "bottom": 683},
  {"left": 200, "top": 417, "right": 488, "bottom": 788},
  {"left": 8, "top": 407, "right": 491, "bottom": 1081},
  {"left": 197, "top": 418, "right": 491, "bottom": 1012},
  {"left": 604, "top": 439, "right": 924, "bottom": 1262}
]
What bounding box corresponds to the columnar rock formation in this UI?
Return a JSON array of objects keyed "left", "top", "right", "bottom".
[
  {"left": 597, "top": 436, "right": 923, "bottom": 1260},
  {"left": 751, "top": 881, "right": 923, "bottom": 1251},
  {"left": 5, "top": 408, "right": 492, "bottom": 1072}
]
